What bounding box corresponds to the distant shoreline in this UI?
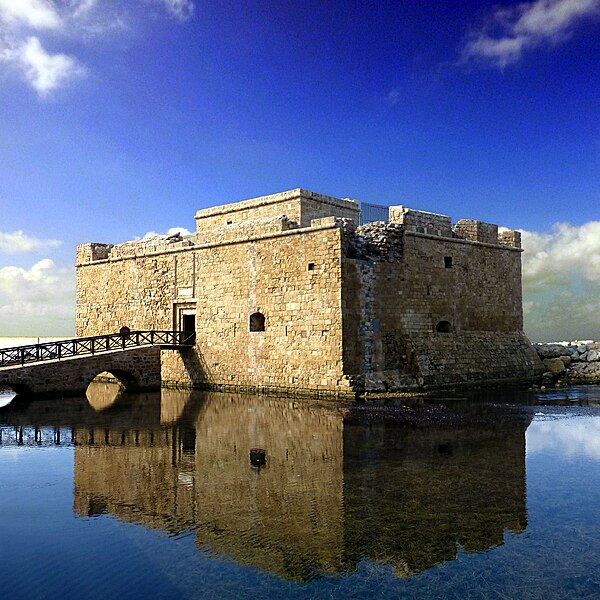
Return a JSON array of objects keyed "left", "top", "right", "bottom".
[{"left": 0, "top": 336, "right": 72, "bottom": 349}]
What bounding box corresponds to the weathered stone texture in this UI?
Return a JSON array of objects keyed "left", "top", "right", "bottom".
[
  {"left": 0, "top": 346, "right": 162, "bottom": 396},
  {"left": 453, "top": 219, "right": 499, "bottom": 244},
  {"left": 75, "top": 188, "right": 540, "bottom": 395},
  {"left": 342, "top": 224, "right": 542, "bottom": 390},
  {"left": 195, "top": 189, "right": 359, "bottom": 240}
]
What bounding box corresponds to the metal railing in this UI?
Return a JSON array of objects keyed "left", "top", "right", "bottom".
[
  {"left": 0, "top": 330, "right": 196, "bottom": 368},
  {"left": 360, "top": 201, "right": 390, "bottom": 225}
]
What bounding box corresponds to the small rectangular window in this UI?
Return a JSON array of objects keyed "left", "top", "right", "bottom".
[
  {"left": 307, "top": 263, "right": 315, "bottom": 271},
  {"left": 444, "top": 256, "right": 453, "bottom": 268}
]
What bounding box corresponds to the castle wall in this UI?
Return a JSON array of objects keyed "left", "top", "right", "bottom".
[
  {"left": 77, "top": 221, "right": 349, "bottom": 394},
  {"left": 161, "top": 223, "right": 348, "bottom": 393},
  {"left": 342, "top": 222, "right": 543, "bottom": 390},
  {"left": 75, "top": 239, "right": 196, "bottom": 335},
  {"left": 75, "top": 190, "right": 541, "bottom": 396},
  {"left": 195, "top": 189, "right": 359, "bottom": 240}
]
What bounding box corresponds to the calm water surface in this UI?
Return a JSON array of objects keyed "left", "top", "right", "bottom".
[{"left": 1, "top": 385, "right": 600, "bottom": 599}]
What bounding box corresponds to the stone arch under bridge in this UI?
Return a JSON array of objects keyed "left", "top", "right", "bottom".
[{"left": 0, "top": 346, "right": 161, "bottom": 398}]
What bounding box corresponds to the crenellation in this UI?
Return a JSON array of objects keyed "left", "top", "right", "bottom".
[
  {"left": 453, "top": 219, "right": 499, "bottom": 244},
  {"left": 389, "top": 206, "right": 453, "bottom": 237},
  {"left": 498, "top": 229, "right": 522, "bottom": 248},
  {"left": 76, "top": 242, "right": 114, "bottom": 264},
  {"left": 75, "top": 188, "right": 542, "bottom": 396}
]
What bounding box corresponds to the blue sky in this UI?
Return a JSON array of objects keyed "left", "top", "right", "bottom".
[{"left": 1, "top": 0, "right": 599, "bottom": 340}]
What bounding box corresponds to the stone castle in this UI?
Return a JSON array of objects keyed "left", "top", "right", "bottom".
[{"left": 75, "top": 188, "right": 543, "bottom": 396}]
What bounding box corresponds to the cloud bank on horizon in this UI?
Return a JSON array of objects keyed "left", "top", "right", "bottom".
[
  {"left": 1, "top": 221, "right": 599, "bottom": 341},
  {"left": 460, "top": 0, "right": 600, "bottom": 68},
  {"left": 0, "top": 0, "right": 195, "bottom": 96}
]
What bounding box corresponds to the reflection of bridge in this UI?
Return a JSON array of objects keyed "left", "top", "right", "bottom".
[
  {"left": 0, "top": 389, "right": 532, "bottom": 582},
  {"left": 0, "top": 331, "right": 195, "bottom": 397}
]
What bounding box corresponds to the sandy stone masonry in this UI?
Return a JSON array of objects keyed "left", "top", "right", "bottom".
[{"left": 75, "top": 188, "right": 543, "bottom": 397}]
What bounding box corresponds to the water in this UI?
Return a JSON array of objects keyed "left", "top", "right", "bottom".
[{"left": 1, "top": 385, "right": 600, "bottom": 599}]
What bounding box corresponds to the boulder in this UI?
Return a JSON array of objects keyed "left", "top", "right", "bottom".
[
  {"left": 587, "top": 350, "right": 600, "bottom": 362},
  {"left": 541, "top": 371, "right": 555, "bottom": 386},
  {"left": 559, "top": 355, "right": 571, "bottom": 366},
  {"left": 535, "top": 344, "right": 570, "bottom": 359},
  {"left": 566, "top": 362, "right": 600, "bottom": 383},
  {"left": 580, "top": 351, "right": 588, "bottom": 362},
  {"left": 543, "top": 358, "right": 566, "bottom": 374},
  {"left": 578, "top": 344, "right": 589, "bottom": 354}
]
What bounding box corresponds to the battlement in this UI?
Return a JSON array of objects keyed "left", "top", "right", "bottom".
[
  {"left": 76, "top": 234, "right": 194, "bottom": 264},
  {"left": 195, "top": 188, "right": 359, "bottom": 240},
  {"left": 388, "top": 206, "right": 520, "bottom": 248},
  {"left": 75, "top": 187, "right": 538, "bottom": 396},
  {"left": 389, "top": 206, "right": 453, "bottom": 236}
]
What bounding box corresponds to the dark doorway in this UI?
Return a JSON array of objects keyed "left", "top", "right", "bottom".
[
  {"left": 182, "top": 314, "right": 196, "bottom": 334},
  {"left": 182, "top": 314, "right": 196, "bottom": 344}
]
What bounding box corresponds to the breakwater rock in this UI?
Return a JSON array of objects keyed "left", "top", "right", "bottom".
[{"left": 533, "top": 342, "right": 600, "bottom": 386}]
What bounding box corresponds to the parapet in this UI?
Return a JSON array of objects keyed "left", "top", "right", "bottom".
[
  {"left": 195, "top": 189, "right": 360, "bottom": 237},
  {"left": 76, "top": 234, "right": 194, "bottom": 264},
  {"left": 76, "top": 242, "right": 114, "bottom": 264},
  {"left": 197, "top": 215, "right": 298, "bottom": 245},
  {"left": 389, "top": 206, "right": 453, "bottom": 237},
  {"left": 387, "top": 207, "right": 521, "bottom": 248},
  {"left": 498, "top": 229, "right": 522, "bottom": 248},
  {"left": 453, "top": 219, "right": 498, "bottom": 245}
]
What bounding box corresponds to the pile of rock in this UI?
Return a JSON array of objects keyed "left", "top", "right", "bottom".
[
  {"left": 534, "top": 342, "right": 600, "bottom": 386},
  {"left": 350, "top": 222, "right": 405, "bottom": 262}
]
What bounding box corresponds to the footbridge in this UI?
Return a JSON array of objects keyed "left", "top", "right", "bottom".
[{"left": 0, "top": 330, "right": 195, "bottom": 397}]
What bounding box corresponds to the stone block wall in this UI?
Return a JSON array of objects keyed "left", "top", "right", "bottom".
[
  {"left": 76, "top": 248, "right": 196, "bottom": 335},
  {"left": 171, "top": 224, "right": 347, "bottom": 393},
  {"left": 77, "top": 218, "right": 350, "bottom": 394},
  {"left": 389, "top": 206, "right": 453, "bottom": 236},
  {"left": 75, "top": 190, "right": 539, "bottom": 395},
  {"left": 453, "top": 219, "right": 499, "bottom": 245},
  {"left": 195, "top": 189, "right": 359, "bottom": 240},
  {"left": 342, "top": 223, "right": 543, "bottom": 390}
]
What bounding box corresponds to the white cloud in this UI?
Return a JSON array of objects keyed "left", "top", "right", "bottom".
[
  {"left": 520, "top": 220, "right": 600, "bottom": 342},
  {"left": 17, "top": 36, "right": 85, "bottom": 95},
  {"left": 461, "top": 0, "right": 600, "bottom": 68},
  {"left": 0, "top": 0, "right": 195, "bottom": 95},
  {"left": 159, "top": 0, "right": 195, "bottom": 21},
  {"left": 0, "top": 0, "right": 61, "bottom": 29},
  {"left": 0, "top": 259, "right": 75, "bottom": 335},
  {"left": 522, "top": 221, "right": 600, "bottom": 288},
  {"left": 71, "top": 0, "right": 97, "bottom": 20},
  {"left": 141, "top": 226, "right": 193, "bottom": 240},
  {"left": 527, "top": 417, "right": 600, "bottom": 461},
  {"left": 0, "top": 230, "right": 62, "bottom": 254}
]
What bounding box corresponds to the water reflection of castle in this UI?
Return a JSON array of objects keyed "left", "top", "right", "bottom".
[{"left": 67, "top": 386, "right": 531, "bottom": 581}]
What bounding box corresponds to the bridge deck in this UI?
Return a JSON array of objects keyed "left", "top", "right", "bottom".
[{"left": 0, "top": 330, "right": 195, "bottom": 369}]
